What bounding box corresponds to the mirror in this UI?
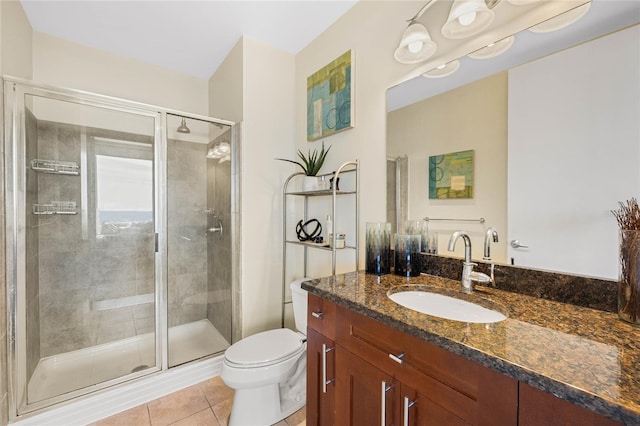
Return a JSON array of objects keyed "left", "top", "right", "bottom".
[{"left": 386, "top": 2, "right": 640, "bottom": 280}]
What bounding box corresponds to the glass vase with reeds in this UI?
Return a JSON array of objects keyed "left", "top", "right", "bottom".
[{"left": 612, "top": 198, "right": 640, "bottom": 325}]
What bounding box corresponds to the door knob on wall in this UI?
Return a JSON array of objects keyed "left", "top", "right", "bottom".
[{"left": 510, "top": 240, "right": 529, "bottom": 249}]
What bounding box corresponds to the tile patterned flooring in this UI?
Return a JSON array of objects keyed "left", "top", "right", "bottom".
[{"left": 91, "top": 376, "right": 306, "bottom": 426}]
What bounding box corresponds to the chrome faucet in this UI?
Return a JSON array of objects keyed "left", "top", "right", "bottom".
[
  {"left": 483, "top": 227, "right": 499, "bottom": 286},
  {"left": 448, "top": 231, "right": 476, "bottom": 291},
  {"left": 483, "top": 227, "right": 499, "bottom": 259}
]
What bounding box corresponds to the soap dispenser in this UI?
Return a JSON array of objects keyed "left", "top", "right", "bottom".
[{"left": 326, "top": 215, "right": 333, "bottom": 244}]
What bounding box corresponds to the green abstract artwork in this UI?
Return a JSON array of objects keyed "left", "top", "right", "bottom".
[
  {"left": 307, "top": 50, "right": 353, "bottom": 141},
  {"left": 429, "top": 150, "right": 474, "bottom": 199}
]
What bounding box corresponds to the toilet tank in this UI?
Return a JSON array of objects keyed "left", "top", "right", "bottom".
[{"left": 290, "top": 279, "right": 309, "bottom": 334}]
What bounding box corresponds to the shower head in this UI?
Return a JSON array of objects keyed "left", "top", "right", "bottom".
[{"left": 177, "top": 118, "right": 191, "bottom": 134}]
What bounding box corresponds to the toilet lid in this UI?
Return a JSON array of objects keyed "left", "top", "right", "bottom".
[{"left": 224, "top": 328, "right": 304, "bottom": 367}]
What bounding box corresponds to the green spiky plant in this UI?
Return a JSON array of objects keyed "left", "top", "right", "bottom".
[{"left": 276, "top": 142, "right": 331, "bottom": 176}]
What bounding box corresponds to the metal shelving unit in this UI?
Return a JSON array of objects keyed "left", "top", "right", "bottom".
[{"left": 281, "top": 160, "right": 359, "bottom": 326}]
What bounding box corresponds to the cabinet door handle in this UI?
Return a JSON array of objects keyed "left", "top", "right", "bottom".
[
  {"left": 321, "top": 343, "right": 335, "bottom": 394},
  {"left": 312, "top": 311, "right": 323, "bottom": 319},
  {"left": 381, "top": 380, "right": 393, "bottom": 426},
  {"left": 389, "top": 352, "right": 405, "bottom": 364},
  {"left": 403, "top": 396, "right": 416, "bottom": 426}
]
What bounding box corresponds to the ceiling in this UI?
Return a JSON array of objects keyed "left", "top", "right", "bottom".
[{"left": 20, "top": 0, "right": 358, "bottom": 80}]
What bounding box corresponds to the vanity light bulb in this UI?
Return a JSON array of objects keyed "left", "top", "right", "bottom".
[
  {"left": 218, "top": 142, "right": 230, "bottom": 153},
  {"left": 407, "top": 41, "right": 423, "bottom": 53},
  {"left": 458, "top": 11, "right": 476, "bottom": 26}
]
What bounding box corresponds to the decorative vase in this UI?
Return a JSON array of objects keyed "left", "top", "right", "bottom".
[
  {"left": 366, "top": 222, "right": 391, "bottom": 275},
  {"left": 394, "top": 233, "right": 421, "bottom": 277},
  {"left": 404, "top": 220, "right": 429, "bottom": 253},
  {"left": 619, "top": 229, "right": 640, "bottom": 325},
  {"left": 302, "top": 176, "right": 319, "bottom": 192}
]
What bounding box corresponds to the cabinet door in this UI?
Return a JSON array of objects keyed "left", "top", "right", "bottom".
[
  {"left": 335, "top": 346, "right": 399, "bottom": 426},
  {"left": 400, "top": 384, "right": 468, "bottom": 426},
  {"left": 307, "top": 328, "right": 336, "bottom": 426},
  {"left": 519, "top": 383, "right": 620, "bottom": 426}
]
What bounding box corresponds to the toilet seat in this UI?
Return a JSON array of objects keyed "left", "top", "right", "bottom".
[{"left": 224, "top": 328, "right": 305, "bottom": 368}]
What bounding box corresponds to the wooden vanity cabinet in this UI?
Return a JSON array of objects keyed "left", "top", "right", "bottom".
[
  {"left": 307, "top": 293, "right": 518, "bottom": 425},
  {"left": 333, "top": 304, "right": 518, "bottom": 425},
  {"left": 307, "top": 294, "right": 624, "bottom": 426}
]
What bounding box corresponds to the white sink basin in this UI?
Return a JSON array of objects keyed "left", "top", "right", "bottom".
[{"left": 388, "top": 291, "right": 507, "bottom": 323}]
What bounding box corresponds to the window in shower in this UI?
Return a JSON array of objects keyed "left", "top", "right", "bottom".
[{"left": 95, "top": 151, "right": 153, "bottom": 236}]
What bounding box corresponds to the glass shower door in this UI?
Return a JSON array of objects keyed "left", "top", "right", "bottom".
[
  {"left": 9, "top": 87, "right": 160, "bottom": 411},
  {"left": 166, "top": 114, "right": 232, "bottom": 367}
]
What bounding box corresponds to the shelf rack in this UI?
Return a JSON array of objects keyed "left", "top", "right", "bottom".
[
  {"left": 281, "top": 160, "right": 359, "bottom": 327},
  {"left": 31, "top": 159, "right": 80, "bottom": 175},
  {"left": 32, "top": 201, "right": 77, "bottom": 215}
]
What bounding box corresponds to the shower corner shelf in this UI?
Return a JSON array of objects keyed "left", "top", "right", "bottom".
[
  {"left": 33, "top": 201, "right": 77, "bottom": 215},
  {"left": 31, "top": 159, "right": 80, "bottom": 175}
]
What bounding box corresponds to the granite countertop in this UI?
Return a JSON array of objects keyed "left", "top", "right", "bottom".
[{"left": 301, "top": 271, "right": 640, "bottom": 425}]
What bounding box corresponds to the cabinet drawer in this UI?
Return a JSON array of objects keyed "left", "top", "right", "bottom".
[
  {"left": 307, "top": 293, "right": 336, "bottom": 340},
  {"left": 335, "top": 304, "right": 477, "bottom": 396}
]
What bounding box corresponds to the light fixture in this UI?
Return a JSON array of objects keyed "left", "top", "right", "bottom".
[
  {"left": 177, "top": 118, "right": 191, "bottom": 134},
  {"left": 441, "top": 0, "right": 495, "bottom": 39},
  {"left": 394, "top": 20, "right": 437, "bottom": 64},
  {"left": 529, "top": 2, "right": 591, "bottom": 33},
  {"left": 207, "top": 139, "right": 230, "bottom": 159},
  {"left": 423, "top": 60, "right": 461, "bottom": 78},
  {"left": 468, "top": 35, "right": 515, "bottom": 59}
]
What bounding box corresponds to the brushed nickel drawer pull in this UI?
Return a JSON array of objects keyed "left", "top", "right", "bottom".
[
  {"left": 389, "top": 352, "right": 405, "bottom": 364},
  {"left": 312, "top": 311, "right": 323, "bottom": 319},
  {"left": 381, "top": 380, "right": 393, "bottom": 426},
  {"left": 403, "top": 396, "right": 416, "bottom": 426},
  {"left": 321, "top": 344, "right": 335, "bottom": 394}
]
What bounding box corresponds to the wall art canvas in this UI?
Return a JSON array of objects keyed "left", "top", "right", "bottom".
[
  {"left": 307, "top": 50, "right": 353, "bottom": 141},
  {"left": 429, "top": 149, "right": 474, "bottom": 199}
]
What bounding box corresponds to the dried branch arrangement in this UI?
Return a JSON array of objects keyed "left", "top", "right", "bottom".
[{"left": 612, "top": 198, "right": 640, "bottom": 324}]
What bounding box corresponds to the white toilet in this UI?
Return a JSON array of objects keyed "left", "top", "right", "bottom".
[{"left": 220, "top": 279, "right": 309, "bottom": 426}]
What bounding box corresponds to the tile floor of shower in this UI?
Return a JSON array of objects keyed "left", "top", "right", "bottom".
[{"left": 29, "top": 319, "right": 229, "bottom": 403}]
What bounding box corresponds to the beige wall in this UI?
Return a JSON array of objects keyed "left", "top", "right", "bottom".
[
  {"left": 209, "top": 36, "right": 295, "bottom": 337},
  {"left": 294, "top": 1, "right": 425, "bottom": 271},
  {"left": 208, "top": 39, "right": 243, "bottom": 123},
  {"left": 32, "top": 32, "right": 208, "bottom": 115},
  {"left": 1, "top": 0, "right": 32, "bottom": 79},
  {"left": 388, "top": 72, "right": 508, "bottom": 263}
]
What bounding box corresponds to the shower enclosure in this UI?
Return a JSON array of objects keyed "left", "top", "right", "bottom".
[{"left": 4, "top": 78, "right": 238, "bottom": 417}]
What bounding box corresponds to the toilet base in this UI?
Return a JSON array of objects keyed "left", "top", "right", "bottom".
[{"left": 228, "top": 382, "right": 305, "bottom": 426}]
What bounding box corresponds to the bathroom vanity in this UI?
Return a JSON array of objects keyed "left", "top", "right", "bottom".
[{"left": 304, "top": 272, "right": 640, "bottom": 425}]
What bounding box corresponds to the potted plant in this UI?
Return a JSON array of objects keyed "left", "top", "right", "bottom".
[{"left": 277, "top": 142, "right": 331, "bottom": 191}]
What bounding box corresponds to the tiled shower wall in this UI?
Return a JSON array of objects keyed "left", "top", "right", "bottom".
[{"left": 206, "top": 134, "right": 232, "bottom": 343}]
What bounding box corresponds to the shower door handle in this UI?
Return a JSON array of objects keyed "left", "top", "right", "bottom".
[
  {"left": 154, "top": 233, "right": 159, "bottom": 252},
  {"left": 208, "top": 218, "right": 223, "bottom": 235}
]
